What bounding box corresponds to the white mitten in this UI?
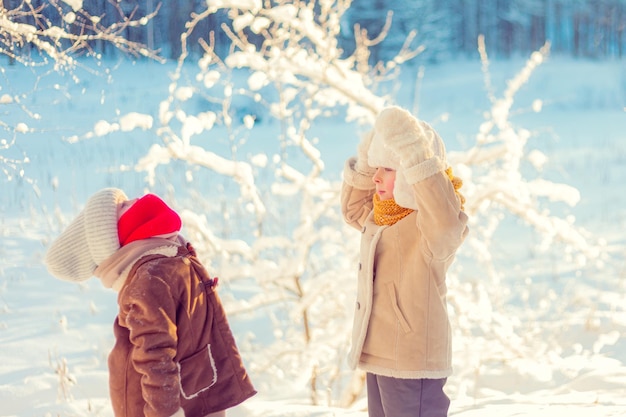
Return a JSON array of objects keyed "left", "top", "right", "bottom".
[
  {"left": 354, "top": 130, "right": 376, "bottom": 176},
  {"left": 374, "top": 106, "right": 435, "bottom": 168}
]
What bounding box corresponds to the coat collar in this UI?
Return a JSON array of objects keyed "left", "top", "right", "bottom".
[{"left": 94, "top": 236, "right": 184, "bottom": 291}]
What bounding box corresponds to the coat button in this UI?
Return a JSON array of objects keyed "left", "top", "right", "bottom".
[
  {"left": 358, "top": 262, "right": 362, "bottom": 270},
  {"left": 361, "top": 226, "right": 366, "bottom": 233},
  {"left": 356, "top": 302, "right": 361, "bottom": 310}
]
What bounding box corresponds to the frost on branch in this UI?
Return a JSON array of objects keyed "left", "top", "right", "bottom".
[
  {"left": 215, "top": 0, "right": 423, "bottom": 123},
  {"left": 0, "top": 0, "right": 161, "bottom": 183},
  {"left": 0, "top": 0, "right": 162, "bottom": 69},
  {"left": 443, "top": 37, "right": 610, "bottom": 402},
  {"left": 453, "top": 36, "right": 603, "bottom": 275}
]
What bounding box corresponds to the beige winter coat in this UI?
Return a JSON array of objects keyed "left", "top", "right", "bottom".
[{"left": 342, "top": 157, "right": 469, "bottom": 379}]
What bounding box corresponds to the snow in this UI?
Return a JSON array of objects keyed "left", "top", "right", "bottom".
[{"left": 0, "top": 55, "right": 625, "bottom": 417}]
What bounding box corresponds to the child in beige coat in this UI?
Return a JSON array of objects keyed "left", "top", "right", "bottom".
[{"left": 341, "top": 106, "right": 469, "bottom": 417}]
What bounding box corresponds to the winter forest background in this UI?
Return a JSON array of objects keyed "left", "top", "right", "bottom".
[
  {"left": 1, "top": 1, "right": 625, "bottom": 416},
  {"left": 5, "top": 0, "right": 626, "bottom": 61}
]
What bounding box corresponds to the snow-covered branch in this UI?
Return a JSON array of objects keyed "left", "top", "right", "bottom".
[
  {"left": 0, "top": 1, "right": 162, "bottom": 69},
  {"left": 453, "top": 39, "right": 603, "bottom": 267},
  {"left": 136, "top": 141, "right": 266, "bottom": 218},
  {"left": 214, "top": 0, "right": 420, "bottom": 124},
  {"left": 0, "top": 0, "right": 162, "bottom": 183}
]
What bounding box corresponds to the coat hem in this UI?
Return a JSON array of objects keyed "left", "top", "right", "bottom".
[{"left": 358, "top": 362, "right": 452, "bottom": 380}]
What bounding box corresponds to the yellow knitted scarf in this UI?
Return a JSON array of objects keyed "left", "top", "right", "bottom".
[{"left": 373, "top": 193, "right": 414, "bottom": 226}]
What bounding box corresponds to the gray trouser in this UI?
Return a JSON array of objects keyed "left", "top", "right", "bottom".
[{"left": 366, "top": 373, "right": 450, "bottom": 417}]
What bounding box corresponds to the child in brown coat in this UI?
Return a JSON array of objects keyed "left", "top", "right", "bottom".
[{"left": 45, "top": 189, "right": 256, "bottom": 417}]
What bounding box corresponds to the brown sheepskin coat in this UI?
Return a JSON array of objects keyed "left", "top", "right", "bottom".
[{"left": 107, "top": 242, "right": 256, "bottom": 417}]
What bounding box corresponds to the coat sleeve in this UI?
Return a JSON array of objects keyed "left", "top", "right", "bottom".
[
  {"left": 119, "top": 271, "right": 181, "bottom": 417},
  {"left": 406, "top": 163, "right": 469, "bottom": 261},
  {"left": 341, "top": 157, "right": 376, "bottom": 230}
]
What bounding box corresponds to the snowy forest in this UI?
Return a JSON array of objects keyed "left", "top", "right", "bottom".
[
  {"left": 3, "top": 0, "right": 626, "bottom": 62},
  {"left": 1, "top": 0, "right": 625, "bottom": 416}
]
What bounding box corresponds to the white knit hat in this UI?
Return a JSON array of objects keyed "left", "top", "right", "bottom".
[
  {"left": 45, "top": 188, "right": 128, "bottom": 282},
  {"left": 368, "top": 107, "right": 447, "bottom": 210}
]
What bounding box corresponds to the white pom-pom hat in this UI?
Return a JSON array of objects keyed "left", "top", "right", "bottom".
[
  {"left": 45, "top": 188, "right": 128, "bottom": 282},
  {"left": 367, "top": 107, "right": 447, "bottom": 210}
]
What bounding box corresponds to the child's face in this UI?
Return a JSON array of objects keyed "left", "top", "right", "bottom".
[{"left": 372, "top": 167, "right": 396, "bottom": 201}]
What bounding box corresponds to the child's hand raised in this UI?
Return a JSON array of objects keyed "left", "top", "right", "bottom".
[
  {"left": 374, "top": 106, "right": 435, "bottom": 168},
  {"left": 355, "top": 130, "right": 376, "bottom": 176}
]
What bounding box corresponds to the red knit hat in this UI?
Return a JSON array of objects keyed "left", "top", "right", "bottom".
[{"left": 117, "top": 194, "right": 182, "bottom": 246}]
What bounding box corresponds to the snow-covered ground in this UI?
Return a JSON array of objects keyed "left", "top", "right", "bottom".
[{"left": 0, "top": 55, "right": 625, "bottom": 416}]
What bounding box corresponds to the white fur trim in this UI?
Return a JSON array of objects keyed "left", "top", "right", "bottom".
[
  {"left": 358, "top": 361, "right": 452, "bottom": 380},
  {"left": 347, "top": 216, "right": 387, "bottom": 369},
  {"left": 168, "top": 407, "right": 185, "bottom": 417},
  {"left": 403, "top": 157, "right": 447, "bottom": 185},
  {"left": 111, "top": 245, "right": 179, "bottom": 292},
  {"left": 395, "top": 157, "right": 447, "bottom": 209},
  {"left": 178, "top": 344, "right": 218, "bottom": 400}
]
